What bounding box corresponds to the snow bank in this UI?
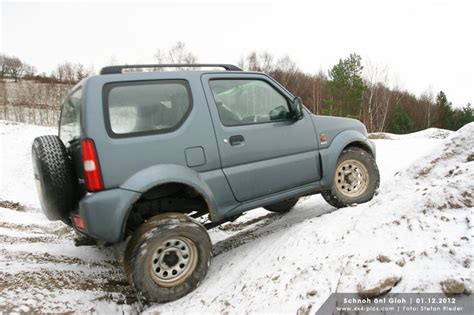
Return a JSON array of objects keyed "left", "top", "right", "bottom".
[
  {"left": 0, "top": 120, "right": 56, "bottom": 208},
  {"left": 370, "top": 127, "right": 454, "bottom": 140}
]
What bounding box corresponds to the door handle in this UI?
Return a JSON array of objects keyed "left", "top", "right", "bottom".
[{"left": 229, "top": 135, "right": 245, "bottom": 146}]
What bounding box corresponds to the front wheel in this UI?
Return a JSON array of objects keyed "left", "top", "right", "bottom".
[
  {"left": 124, "top": 213, "right": 211, "bottom": 303},
  {"left": 322, "top": 147, "right": 379, "bottom": 208}
]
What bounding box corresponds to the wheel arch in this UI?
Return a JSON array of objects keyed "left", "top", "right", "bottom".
[
  {"left": 320, "top": 130, "right": 376, "bottom": 187},
  {"left": 120, "top": 164, "right": 218, "bottom": 233}
]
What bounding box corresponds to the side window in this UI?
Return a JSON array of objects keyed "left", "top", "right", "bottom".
[
  {"left": 59, "top": 88, "right": 82, "bottom": 146},
  {"left": 209, "top": 79, "right": 291, "bottom": 126},
  {"left": 104, "top": 80, "right": 191, "bottom": 136}
]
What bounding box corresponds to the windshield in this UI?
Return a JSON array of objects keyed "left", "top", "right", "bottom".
[{"left": 59, "top": 88, "right": 82, "bottom": 146}]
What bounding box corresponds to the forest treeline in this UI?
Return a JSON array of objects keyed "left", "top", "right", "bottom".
[
  {"left": 238, "top": 52, "right": 472, "bottom": 133},
  {"left": 1, "top": 42, "right": 472, "bottom": 132}
]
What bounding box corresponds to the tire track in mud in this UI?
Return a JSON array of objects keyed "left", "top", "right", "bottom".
[
  {"left": 0, "top": 269, "right": 138, "bottom": 314},
  {"left": 213, "top": 213, "right": 283, "bottom": 256},
  {"left": 0, "top": 207, "right": 138, "bottom": 313},
  {"left": 0, "top": 233, "right": 68, "bottom": 244},
  {"left": 0, "top": 248, "right": 120, "bottom": 268},
  {"left": 0, "top": 269, "right": 134, "bottom": 296},
  {"left": 212, "top": 202, "right": 335, "bottom": 256},
  {"left": 0, "top": 221, "right": 73, "bottom": 238}
]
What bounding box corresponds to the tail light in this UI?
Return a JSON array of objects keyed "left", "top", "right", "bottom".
[
  {"left": 72, "top": 215, "right": 86, "bottom": 230},
  {"left": 81, "top": 138, "right": 104, "bottom": 192}
]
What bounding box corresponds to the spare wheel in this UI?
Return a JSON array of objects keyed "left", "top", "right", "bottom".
[{"left": 32, "top": 135, "right": 79, "bottom": 222}]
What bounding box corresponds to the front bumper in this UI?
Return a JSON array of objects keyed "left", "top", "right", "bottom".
[{"left": 72, "top": 188, "right": 140, "bottom": 243}]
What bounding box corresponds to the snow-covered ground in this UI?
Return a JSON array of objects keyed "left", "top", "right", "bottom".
[{"left": 0, "top": 120, "right": 472, "bottom": 313}]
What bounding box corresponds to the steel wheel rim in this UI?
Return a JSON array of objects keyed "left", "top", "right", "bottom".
[
  {"left": 335, "top": 159, "right": 369, "bottom": 197},
  {"left": 149, "top": 236, "right": 198, "bottom": 287}
]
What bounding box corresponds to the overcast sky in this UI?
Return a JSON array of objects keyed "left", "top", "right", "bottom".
[{"left": 1, "top": 0, "right": 473, "bottom": 105}]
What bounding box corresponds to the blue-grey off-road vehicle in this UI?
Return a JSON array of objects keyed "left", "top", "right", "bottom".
[{"left": 32, "top": 64, "right": 379, "bottom": 302}]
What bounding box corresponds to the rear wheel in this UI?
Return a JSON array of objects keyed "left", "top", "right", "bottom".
[
  {"left": 322, "top": 147, "right": 379, "bottom": 208},
  {"left": 264, "top": 198, "right": 299, "bottom": 213},
  {"left": 124, "top": 213, "right": 211, "bottom": 303}
]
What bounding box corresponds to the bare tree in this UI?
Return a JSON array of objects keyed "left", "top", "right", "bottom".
[
  {"left": 4, "top": 56, "right": 28, "bottom": 82},
  {"left": 52, "top": 62, "right": 90, "bottom": 84},
  {"left": 0, "top": 54, "right": 7, "bottom": 78},
  {"left": 24, "top": 64, "right": 37, "bottom": 77},
  {"left": 153, "top": 41, "right": 198, "bottom": 69},
  {"left": 239, "top": 51, "right": 275, "bottom": 73},
  {"left": 379, "top": 84, "right": 394, "bottom": 132},
  {"left": 63, "top": 62, "right": 76, "bottom": 83},
  {"left": 311, "top": 71, "right": 326, "bottom": 115},
  {"left": 363, "top": 61, "right": 390, "bottom": 132},
  {"left": 273, "top": 55, "right": 299, "bottom": 86},
  {"left": 168, "top": 41, "right": 197, "bottom": 64},
  {"left": 75, "top": 63, "right": 88, "bottom": 81},
  {"left": 420, "top": 89, "right": 434, "bottom": 128},
  {"left": 52, "top": 63, "right": 66, "bottom": 82}
]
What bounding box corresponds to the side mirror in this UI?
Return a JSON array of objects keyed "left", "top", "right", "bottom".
[
  {"left": 269, "top": 105, "right": 288, "bottom": 120},
  {"left": 290, "top": 96, "right": 304, "bottom": 120}
]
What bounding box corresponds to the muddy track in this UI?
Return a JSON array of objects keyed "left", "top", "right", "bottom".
[
  {"left": 0, "top": 269, "right": 133, "bottom": 293},
  {"left": 0, "top": 206, "right": 140, "bottom": 312},
  {"left": 0, "top": 221, "right": 73, "bottom": 238},
  {"left": 213, "top": 203, "right": 334, "bottom": 256},
  {"left": 213, "top": 213, "right": 284, "bottom": 255},
  {"left": 0, "top": 248, "right": 120, "bottom": 268},
  {"left": 0, "top": 233, "right": 68, "bottom": 244},
  {"left": 0, "top": 268, "right": 138, "bottom": 313}
]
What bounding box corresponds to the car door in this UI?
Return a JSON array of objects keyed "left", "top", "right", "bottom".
[{"left": 202, "top": 73, "right": 320, "bottom": 202}]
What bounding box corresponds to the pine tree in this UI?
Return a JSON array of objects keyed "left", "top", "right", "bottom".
[
  {"left": 325, "top": 53, "right": 366, "bottom": 118},
  {"left": 451, "top": 103, "right": 474, "bottom": 130},
  {"left": 436, "top": 91, "right": 454, "bottom": 129},
  {"left": 388, "top": 103, "right": 413, "bottom": 134}
]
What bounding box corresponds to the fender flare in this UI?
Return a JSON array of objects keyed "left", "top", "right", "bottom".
[
  {"left": 120, "top": 164, "right": 218, "bottom": 220},
  {"left": 319, "top": 130, "right": 375, "bottom": 187}
]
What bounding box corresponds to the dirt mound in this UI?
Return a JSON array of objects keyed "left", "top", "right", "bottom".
[{"left": 0, "top": 200, "right": 26, "bottom": 211}]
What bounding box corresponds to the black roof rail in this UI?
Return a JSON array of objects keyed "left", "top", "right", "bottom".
[{"left": 100, "top": 64, "right": 242, "bottom": 74}]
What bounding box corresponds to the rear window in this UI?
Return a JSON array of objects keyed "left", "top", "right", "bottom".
[
  {"left": 59, "top": 87, "right": 82, "bottom": 146},
  {"left": 104, "top": 80, "right": 192, "bottom": 137}
]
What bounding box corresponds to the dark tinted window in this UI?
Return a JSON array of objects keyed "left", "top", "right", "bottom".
[
  {"left": 105, "top": 80, "right": 191, "bottom": 136},
  {"left": 59, "top": 88, "right": 82, "bottom": 145}
]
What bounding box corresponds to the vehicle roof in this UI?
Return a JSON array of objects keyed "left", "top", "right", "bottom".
[{"left": 83, "top": 70, "right": 265, "bottom": 86}]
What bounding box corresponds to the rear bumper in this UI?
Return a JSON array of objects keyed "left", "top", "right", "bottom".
[{"left": 72, "top": 188, "right": 140, "bottom": 243}]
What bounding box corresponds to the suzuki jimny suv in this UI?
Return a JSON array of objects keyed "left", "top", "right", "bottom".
[{"left": 32, "top": 64, "right": 379, "bottom": 303}]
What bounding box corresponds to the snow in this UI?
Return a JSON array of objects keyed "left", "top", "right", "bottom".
[
  {"left": 369, "top": 127, "right": 454, "bottom": 140},
  {"left": 0, "top": 121, "right": 54, "bottom": 208},
  {"left": 0, "top": 119, "right": 472, "bottom": 313}
]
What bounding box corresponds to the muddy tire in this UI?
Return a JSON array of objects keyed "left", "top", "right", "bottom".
[
  {"left": 124, "top": 212, "right": 212, "bottom": 303},
  {"left": 31, "top": 135, "right": 78, "bottom": 222},
  {"left": 322, "top": 147, "right": 379, "bottom": 208},
  {"left": 264, "top": 198, "right": 299, "bottom": 213}
]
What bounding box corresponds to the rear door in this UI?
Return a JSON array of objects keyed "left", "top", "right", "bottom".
[{"left": 202, "top": 73, "right": 320, "bottom": 202}]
